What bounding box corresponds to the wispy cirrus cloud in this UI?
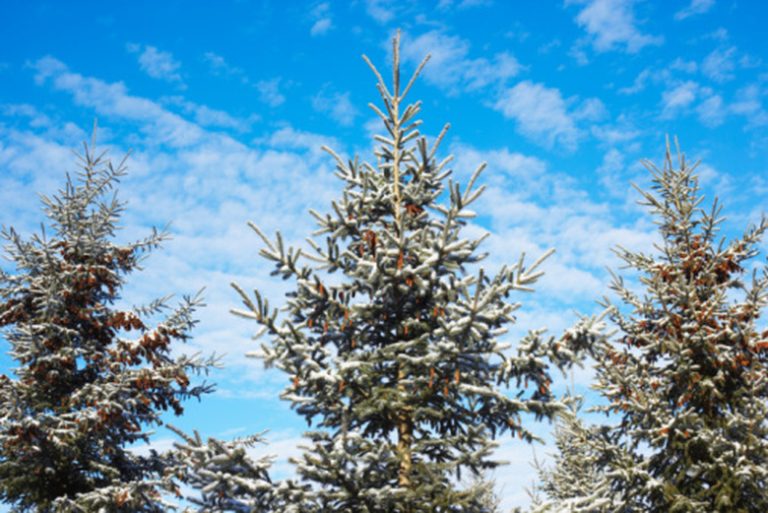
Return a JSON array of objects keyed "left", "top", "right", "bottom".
[
  {"left": 617, "top": 58, "right": 697, "bottom": 96},
  {"left": 701, "top": 46, "right": 737, "bottom": 82},
  {"left": 311, "top": 85, "right": 358, "bottom": 126},
  {"left": 309, "top": 2, "right": 334, "bottom": 36},
  {"left": 696, "top": 94, "right": 726, "bottom": 126},
  {"left": 660, "top": 80, "right": 702, "bottom": 117},
  {"left": 161, "top": 96, "right": 259, "bottom": 132},
  {"left": 596, "top": 147, "right": 627, "bottom": 190},
  {"left": 437, "top": 0, "right": 493, "bottom": 9},
  {"left": 364, "top": 0, "right": 396, "bottom": 23},
  {"left": 126, "top": 43, "right": 185, "bottom": 87},
  {"left": 203, "top": 52, "right": 285, "bottom": 107},
  {"left": 33, "top": 56, "right": 204, "bottom": 147},
  {"left": 566, "top": 0, "right": 663, "bottom": 54},
  {"left": 203, "top": 51, "right": 246, "bottom": 80},
  {"left": 255, "top": 78, "right": 286, "bottom": 107},
  {"left": 399, "top": 30, "right": 521, "bottom": 95},
  {"left": 450, "top": 141, "right": 655, "bottom": 279},
  {"left": 730, "top": 84, "right": 768, "bottom": 128},
  {"left": 674, "top": 0, "right": 715, "bottom": 21},
  {"left": 399, "top": 30, "right": 606, "bottom": 151}
]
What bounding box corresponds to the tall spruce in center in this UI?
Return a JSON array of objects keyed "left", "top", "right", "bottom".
[{"left": 234, "top": 33, "right": 602, "bottom": 513}]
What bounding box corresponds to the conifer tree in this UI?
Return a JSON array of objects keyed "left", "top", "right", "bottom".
[
  {"left": 0, "top": 139, "right": 215, "bottom": 512},
  {"left": 471, "top": 474, "right": 502, "bottom": 513},
  {"left": 529, "top": 401, "right": 610, "bottom": 513},
  {"left": 167, "top": 425, "right": 279, "bottom": 512},
  {"left": 539, "top": 141, "right": 768, "bottom": 512},
  {"left": 231, "top": 32, "right": 604, "bottom": 513}
]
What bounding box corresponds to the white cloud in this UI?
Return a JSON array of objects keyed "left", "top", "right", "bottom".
[
  {"left": 702, "top": 46, "right": 737, "bottom": 82},
  {"left": 618, "top": 68, "right": 651, "bottom": 95},
  {"left": 705, "top": 27, "right": 729, "bottom": 42},
  {"left": 493, "top": 81, "right": 580, "bottom": 150},
  {"left": 162, "top": 96, "right": 257, "bottom": 132},
  {"left": 255, "top": 78, "right": 286, "bottom": 107},
  {"left": 203, "top": 51, "right": 246, "bottom": 81},
  {"left": 309, "top": 2, "right": 334, "bottom": 36},
  {"left": 696, "top": 94, "right": 725, "bottom": 127},
  {"left": 573, "top": 97, "right": 608, "bottom": 122},
  {"left": 730, "top": 84, "right": 768, "bottom": 127},
  {"left": 311, "top": 86, "right": 358, "bottom": 126},
  {"left": 127, "top": 43, "right": 184, "bottom": 86},
  {"left": 661, "top": 80, "right": 700, "bottom": 116},
  {"left": 263, "top": 125, "right": 339, "bottom": 154},
  {"left": 668, "top": 57, "right": 698, "bottom": 73},
  {"left": 399, "top": 30, "right": 521, "bottom": 95},
  {"left": 437, "top": 0, "right": 493, "bottom": 9},
  {"left": 0, "top": 103, "right": 87, "bottom": 143},
  {"left": 450, "top": 143, "right": 549, "bottom": 195},
  {"left": 190, "top": 104, "right": 255, "bottom": 131},
  {"left": 538, "top": 39, "right": 562, "bottom": 54},
  {"left": 674, "top": 0, "right": 715, "bottom": 20},
  {"left": 1, "top": 103, "right": 51, "bottom": 127},
  {"left": 590, "top": 122, "right": 642, "bottom": 145},
  {"left": 738, "top": 53, "right": 761, "bottom": 69},
  {"left": 32, "top": 56, "right": 205, "bottom": 147},
  {"left": 310, "top": 17, "right": 333, "bottom": 36},
  {"left": 203, "top": 52, "right": 285, "bottom": 107},
  {"left": 0, "top": 129, "right": 82, "bottom": 233},
  {"left": 20, "top": 56, "right": 347, "bottom": 385},
  {"left": 364, "top": 0, "right": 396, "bottom": 23},
  {"left": 567, "top": 0, "right": 663, "bottom": 54},
  {"left": 695, "top": 162, "right": 729, "bottom": 191},
  {"left": 568, "top": 40, "right": 591, "bottom": 66},
  {"left": 448, "top": 142, "right": 655, "bottom": 280},
  {"left": 463, "top": 52, "right": 521, "bottom": 91},
  {"left": 597, "top": 147, "right": 626, "bottom": 190},
  {"left": 620, "top": 58, "right": 696, "bottom": 96}
]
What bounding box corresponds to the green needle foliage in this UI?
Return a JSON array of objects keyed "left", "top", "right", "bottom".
[
  {"left": 529, "top": 400, "right": 611, "bottom": 513},
  {"left": 0, "top": 138, "right": 216, "bottom": 512},
  {"left": 537, "top": 141, "right": 768, "bottom": 512},
  {"left": 166, "top": 425, "right": 279, "bottom": 512},
  {"left": 232, "top": 32, "right": 604, "bottom": 513}
]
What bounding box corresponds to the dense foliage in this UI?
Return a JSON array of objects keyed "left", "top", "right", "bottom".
[
  {"left": 0, "top": 142, "right": 215, "bottom": 512},
  {"left": 536, "top": 142, "right": 768, "bottom": 512},
  {"left": 231, "top": 32, "right": 604, "bottom": 513}
]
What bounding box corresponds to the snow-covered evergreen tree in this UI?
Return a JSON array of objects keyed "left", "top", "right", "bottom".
[
  {"left": 470, "top": 474, "right": 502, "bottom": 513},
  {"left": 166, "top": 425, "right": 279, "bottom": 512},
  {"left": 540, "top": 141, "right": 768, "bottom": 512},
  {"left": 529, "top": 401, "right": 611, "bottom": 513},
  {"left": 231, "top": 32, "right": 604, "bottom": 513},
  {"left": 0, "top": 139, "right": 216, "bottom": 512}
]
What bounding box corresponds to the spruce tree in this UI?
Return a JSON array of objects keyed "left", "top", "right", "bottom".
[
  {"left": 231, "top": 32, "right": 604, "bottom": 513},
  {"left": 470, "top": 474, "right": 502, "bottom": 513},
  {"left": 541, "top": 141, "right": 768, "bottom": 512},
  {"left": 529, "top": 401, "right": 611, "bottom": 513},
  {"left": 166, "top": 425, "right": 279, "bottom": 512},
  {"left": 0, "top": 139, "right": 215, "bottom": 512}
]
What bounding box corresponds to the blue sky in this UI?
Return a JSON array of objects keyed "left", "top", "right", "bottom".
[{"left": 1, "top": 0, "right": 767, "bottom": 509}]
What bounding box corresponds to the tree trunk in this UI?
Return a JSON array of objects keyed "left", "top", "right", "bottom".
[{"left": 396, "top": 364, "right": 413, "bottom": 489}]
